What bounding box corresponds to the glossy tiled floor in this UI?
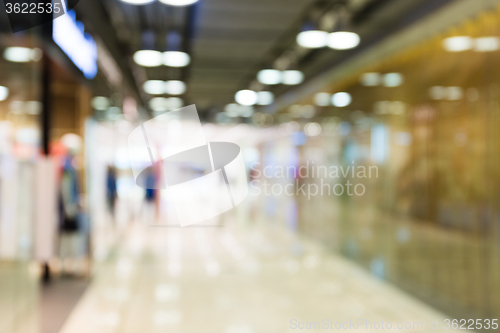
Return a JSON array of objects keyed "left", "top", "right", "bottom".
[
  {"left": 58, "top": 220, "right": 463, "bottom": 333},
  {"left": 0, "top": 262, "right": 38, "bottom": 333}
]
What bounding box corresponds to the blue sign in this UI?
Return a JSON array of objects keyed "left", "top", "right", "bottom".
[{"left": 53, "top": 10, "right": 97, "bottom": 79}]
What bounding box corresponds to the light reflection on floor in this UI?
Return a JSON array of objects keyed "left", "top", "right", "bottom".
[{"left": 58, "top": 222, "right": 461, "bottom": 333}]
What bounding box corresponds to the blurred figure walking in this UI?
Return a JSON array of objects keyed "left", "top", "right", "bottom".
[
  {"left": 106, "top": 165, "right": 118, "bottom": 223},
  {"left": 58, "top": 156, "right": 81, "bottom": 276}
]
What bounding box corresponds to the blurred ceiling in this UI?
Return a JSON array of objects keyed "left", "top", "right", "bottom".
[
  {"left": 0, "top": 0, "right": 458, "bottom": 117},
  {"left": 88, "top": 0, "right": 455, "bottom": 116},
  {"left": 100, "top": 0, "right": 317, "bottom": 112}
]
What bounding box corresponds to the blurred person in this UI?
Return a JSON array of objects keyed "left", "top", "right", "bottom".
[
  {"left": 142, "top": 168, "right": 157, "bottom": 224},
  {"left": 58, "top": 156, "right": 82, "bottom": 276},
  {"left": 106, "top": 165, "right": 118, "bottom": 223},
  {"left": 57, "top": 134, "right": 84, "bottom": 276}
]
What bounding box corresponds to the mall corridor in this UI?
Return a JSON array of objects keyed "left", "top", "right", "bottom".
[
  {"left": 57, "top": 221, "right": 455, "bottom": 333},
  {"left": 2, "top": 0, "right": 500, "bottom": 332}
]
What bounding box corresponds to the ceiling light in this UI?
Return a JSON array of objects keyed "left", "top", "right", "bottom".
[
  {"left": 296, "top": 30, "right": 328, "bottom": 48},
  {"left": 150, "top": 97, "right": 169, "bottom": 112},
  {"left": 257, "top": 69, "right": 282, "bottom": 85},
  {"left": 166, "top": 97, "right": 184, "bottom": 109},
  {"left": 119, "top": 0, "right": 155, "bottom": 4},
  {"left": 443, "top": 36, "right": 472, "bottom": 52},
  {"left": 26, "top": 101, "right": 42, "bottom": 115},
  {"left": 301, "top": 105, "right": 315, "bottom": 118},
  {"left": 31, "top": 48, "right": 42, "bottom": 61},
  {"left": 224, "top": 104, "right": 255, "bottom": 117},
  {"left": 474, "top": 37, "right": 500, "bottom": 52},
  {"left": 10, "top": 101, "right": 24, "bottom": 114},
  {"left": 383, "top": 73, "right": 404, "bottom": 87},
  {"left": 429, "top": 86, "right": 446, "bottom": 100},
  {"left": 0, "top": 86, "right": 9, "bottom": 101},
  {"left": 3, "top": 47, "right": 33, "bottom": 62},
  {"left": 360, "top": 72, "right": 381, "bottom": 86},
  {"left": 224, "top": 103, "right": 240, "bottom": 117},
  {"left": 304, "top": 122, "right": 322, "bottom": 137},
  {"left": 133, "top": 50, "right": 163, "bottom": 67},
  {"left": 314, "top": 93, "right": 331, "bottom": 106},
  {"left": 257, "top": 91, "right": 274, "bottom": 105},
  {"left": 282, "top": 70, "right": 304, "bottom": 85},
  {"left": 159, "top": 0, "right": 199, "bottom": 6},
  {"left": 235, "top": 90, "right": 258, "bottom": 106},
  {"left": 164, "top": 80, "right": 186, "bottom": 95},
  {"left": 163, "top": 51, "right": 190, "bottom": 67},
  {"left": 327, "top": 32, "right": 360, "bottom": 50},
  {"left": 92, "top": 96, "right": 110, "bottom": 110},
  {"left": 239, "top": 106, "right": 254, "bottom": 117},
  {"left": 144, "top": 80, "right": 166, "bottom": 94},
  {"left": 332, "top": 92, "right": 351, "bottom": 107},
  {"left": 150, "top": 97, "right": 184, "bottom": 112},
  {"left": 447, "top": 87, "right": 463, "bottom": 100}
]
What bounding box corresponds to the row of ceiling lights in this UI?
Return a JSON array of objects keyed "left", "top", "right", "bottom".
[
  {"left": 443, "top": 36, "right": 500, "bottom": 52},
  {"left": 134, "top": 49, "right": 190, "bottom": 101},
  {"left": 3, "top": 47, "right": 42, "bottom": 62},
  {"left": 229, "top": 69, "right": 305, "bottom": 110},
  {"left": 296, "top": 30, "right": 360, "bottom": 50},
  {"left": 143, "top": 80, "right": 186, "bottom": 95},
  {"left": 229, "top": 7, "right": 362, "bottom": 117},
  {"left": 228, "top": 34, "right": 495, "bottom": 122},
  {"left": 257, "top": 70, "right": 304, "bottom": 85},
  {"left": 131, "top": 32, "right": 191, "bottom": 105},
  {"left": 133, "top": 50, "right": 190, "bottom": 67}
]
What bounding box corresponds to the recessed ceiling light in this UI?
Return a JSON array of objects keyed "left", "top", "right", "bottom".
[
  {"left": 224, "top": 103, "right": 240, "bottom": 117},
  {"left": 149, "top": 97, "right": 168, "bottom": 112},
  {"left": 296, "top": 30, "right": 328, "bottom": 48},
  {"left": 282, "top": 70, "right": 304, "bottom": 85},
  {"left": 149, "top": 97, "right": 184, "bottom": 112},
  {"left": 159, "top": 0, "right": 199, "bottom": 6},
  {"left": 235, "top": 90, "right": 258, "bottom": 106},
  {"left": 360, "top": 72, "right": 381, "bottom": 86},
  {"left": 447, "top": 87, "right": 463, "bottom": 100},
  {"left": 304, "top": 122, "right": 322, "bottom": 137},
  {"left": 383, "top": 73, "right": 404, "bottom": 87},
  {"left": 0, "top": 86, "right": 9, "bottom": 101},
  {"left": 443, "top": 36, "right": 472, "bottom": 52},
  {"left": 301, "top": 105, "right": 316, "bottom": 118},
  {"left": 257, "top": 69, "right": 282, "bottom": 85},
  {"left": 3, "top": 47, "right": 34, "bottom": 62},
  {"left": 133, "top": 50, "right": 163, "bottom": 67},
  {"left": 26, "top": 101, "right": 42, "bottom": 115},
  {"left": 10, "top": 101, "right": 24, "bottom": 114},
  {"left": 31, "top": 48, "right": 42, "bottom": 61},
  {"left": 239, "top": 106, "right": 254, "bottom": 117},
  {"left": 314, "top": 93, "right": 331, "bottom": 106},
  {"left": 144, "top": 80, "right": 166, "bottom": 94},
  {"left": 92, "top": 96, "right": 110, "bottom": 110},
  {"left": 332, "top": 92, "right": 352, "bottom": 107},
  {"left": 429, "top": 86, "right": 446, "bottom": 100},
  {"left": 166, "top": 97, "right": 184, "bottom": 109},
  {"left": 119, "top": 0, "right": 156, "bottom": 5},
  {"left": 327, "top": 32, "right": 360, "bottom": 50},
  {"left": 257, "top": 91, "right": 274, "bottom": 105},
  {"left": 474, "top": 37, "right": 500, "bottom": 52},
  {"left": 163, "top": 51, "right": 190, "bottom": 67},
  {"left": 165, "top": 80, "right": 186, "bottom": 95}
]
